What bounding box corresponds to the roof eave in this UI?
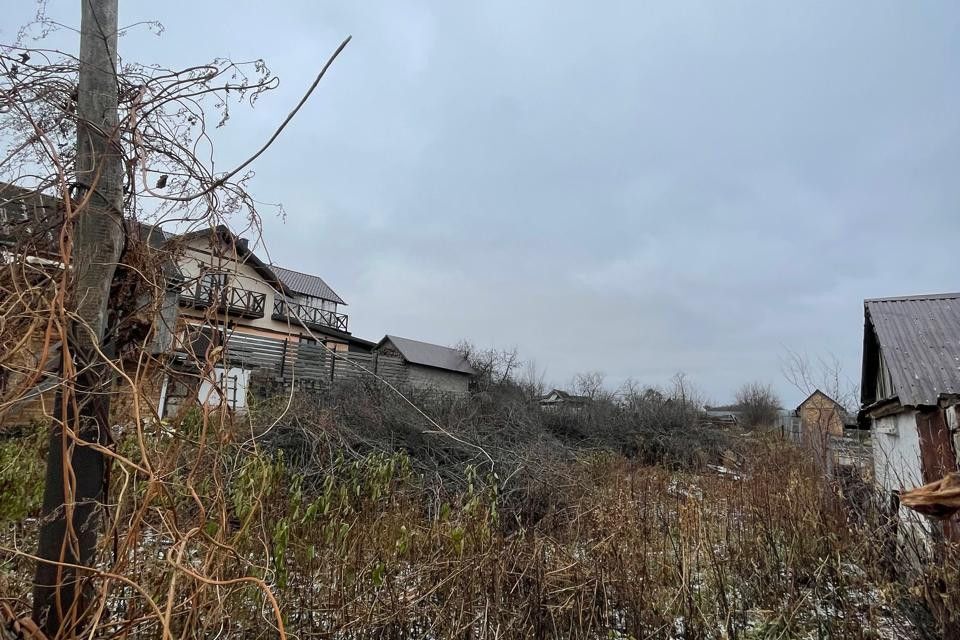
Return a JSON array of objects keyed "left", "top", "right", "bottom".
[
  {"left": 406, "top": 361, "right": 474, "bottom": 376},
  {"left": 175, "top": 226, "right": 293, "bottom": 296},
  {"left": 859, "top": 396, "right": 902, "bottom": 420},
  {"left": 864, "top": 292, "right": 960, "bottom": 303}
]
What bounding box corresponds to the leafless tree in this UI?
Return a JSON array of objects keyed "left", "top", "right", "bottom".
[
  {"left": 669, "top": 372, "right": 704, "bottom": 411},
  {"left": 781, "top": 348, "right": 859, "bottom": 412},
  {"left": 1, "top": 3, "right": 349, "bottom": 635},
  {"left": 517, "top": 358, "right": 546, "bottom": 397},
  {"left": 616, "top": 373, "right": 704, "bottom": 430},
  {"left": 735, "top": 381, "right": 781, "bottom": 427},
  {"left": 572, "top": 370, "right": 608, "bottom": 401},
  {"left": 457, "top": 341, "right": 524, "bottom": 391}
]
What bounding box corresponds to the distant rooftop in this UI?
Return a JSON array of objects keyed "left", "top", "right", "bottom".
[{"left": 541, "top": 389, "right": 590, "bottom": 403}]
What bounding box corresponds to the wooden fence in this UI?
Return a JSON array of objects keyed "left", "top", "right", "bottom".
[{"left": 221, "top": 332, "right": 408, "bottom": 388}]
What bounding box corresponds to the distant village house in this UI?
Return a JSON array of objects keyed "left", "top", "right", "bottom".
[
  {"left": 166, "top": 225, "right": 368, "bottom": 413},
  {"left": 780, "top": 390, "right": 867, "bottom": 472},
  {"left": 539, "top": 389, "right": 590, "bottom": 410},
  {"left": 778, "top": 390, "right": 855, "bottom": 441}
]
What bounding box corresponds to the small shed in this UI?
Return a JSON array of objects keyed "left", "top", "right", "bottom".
[
  {"left": 860, "top": 293, "right": 960, "bottom": 541},
  {"left": 786, "top": 390, "right": 869, "bottom": 473},
  {"left": 797, "top": 390, "right": 847, "bottom": 439},
  {"left": 375, "top": 335, "right": 475, "bottom": 394}
]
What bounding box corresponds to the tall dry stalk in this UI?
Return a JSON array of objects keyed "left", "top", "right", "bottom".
[{"left": 0, "top": 6, "right": 349, "bottom": 636}]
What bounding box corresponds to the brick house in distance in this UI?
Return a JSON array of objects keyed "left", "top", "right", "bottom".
[
  {"left": 796, "top": 390, "right": 846, "bottom": 439},
  {"left": 786, "top": 390, "right": 870, "bottom": 469}
]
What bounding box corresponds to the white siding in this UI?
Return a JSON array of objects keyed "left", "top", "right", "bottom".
[
  {"left": 178, "top": 239, "right": 308, "bottom": 337},
  {"left": 872, "top": 410, "right": 923, "bottom": 494},
  {"left": 872, "top": 409, "right": 934, "bottom": 557},
  {"left": 949, "top": 405, "right": 960, "bottom": 469}
]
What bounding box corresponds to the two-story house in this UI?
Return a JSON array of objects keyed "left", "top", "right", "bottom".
[
  {"left": 0, "top": 183, "right": 466, "bottom": 422},
  {"left": 163, "top": 225, "right": 370, "bottom": 414},
  {"left": 271, "top": 266, "right": 352, "bottom": 351},
  {"left": 174, "top": 226, "right": 364, "bottom": 348}
]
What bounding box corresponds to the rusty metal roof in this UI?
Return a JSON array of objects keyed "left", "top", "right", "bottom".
[
  {"left": 863, "top": 293, "right": 960, "bottom": 407},
  {"left": 271, "top": 265, "right": 345, "bottom": 305}
]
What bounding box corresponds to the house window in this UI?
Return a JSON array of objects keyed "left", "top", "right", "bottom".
[
  {"left": 299, "top": 336, "right": 317, "bottom": 345},
  {"left": 301, "top": 294, "right": 335, "bottom": 313},
  {"left": 201, "top": 270, "right": 228, "bottom": 291},
  {"left": 194, "top": 269, "right": 228, "bottom": 303}
]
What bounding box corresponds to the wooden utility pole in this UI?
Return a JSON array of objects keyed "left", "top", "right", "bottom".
[{"left": 33, "top": 0, "right": 125, "bottom": 634}]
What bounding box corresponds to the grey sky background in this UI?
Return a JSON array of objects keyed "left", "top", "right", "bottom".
[{"left": 7, "top": 2, "right": 960, "bottom": 406}]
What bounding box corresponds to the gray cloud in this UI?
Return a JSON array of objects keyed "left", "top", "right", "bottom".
[{"left": 7, "top": 1, "right": 960, "bottom": 405}]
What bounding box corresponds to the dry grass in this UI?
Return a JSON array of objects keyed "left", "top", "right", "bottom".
[{"left": 1, "top": 383, "right": 956, "bottom": 638}]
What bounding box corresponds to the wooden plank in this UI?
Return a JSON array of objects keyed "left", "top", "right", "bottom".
[
  {"left": 916, "top": 408, "right": 960, "bottom": 543},
  {"left": 917, "top": 409, "right": 957, "bottom": 483}
]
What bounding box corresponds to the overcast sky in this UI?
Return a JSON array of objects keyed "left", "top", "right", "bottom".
[{"left": 7, "top": 2, "right": 960, "bottom": 406}]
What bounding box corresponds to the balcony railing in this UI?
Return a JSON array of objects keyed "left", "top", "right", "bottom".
[
  {"left": 179, "top": 281, "right": 266, "bottom": 319},
  {"left": 273, "top": 298, "right": 349, "bottom": 333}
]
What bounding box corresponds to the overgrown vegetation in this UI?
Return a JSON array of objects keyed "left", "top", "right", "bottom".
[
  {"left": 0, "top": 6, "right": 956, "bottom": 639},
  {"left": 0, "top": 425, "right": 45, "bottom": 523},
  {"left": 735, "top": 382, "right": 782, "bottom": 428},
  {"left": 1, "top": 374, "right": 957, "bottom": 638}
]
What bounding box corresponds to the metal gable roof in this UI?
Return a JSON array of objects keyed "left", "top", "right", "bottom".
[
  {"left": 863, "top": 293, "right": 960, "bottom": 407},
  {"left": 380, "top": 335, "right": 475, "bottom": 375},
  {"left": 271, "top": 265, "right": 346, "bottom": 305}
]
